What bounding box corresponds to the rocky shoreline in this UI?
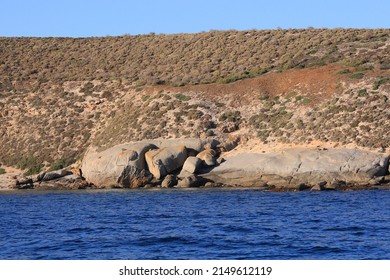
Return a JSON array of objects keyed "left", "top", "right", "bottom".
[{"left": 1, "top": 138, "right": 390, "bottom": 192}]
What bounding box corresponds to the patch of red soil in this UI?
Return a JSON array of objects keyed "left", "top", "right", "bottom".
[{"left": 146, "top": 64, "right": 348, "bottom": 106}]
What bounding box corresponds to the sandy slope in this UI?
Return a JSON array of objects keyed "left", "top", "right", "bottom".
[{"left": 0, "top": 166, "right": 23, "bottom": 190}]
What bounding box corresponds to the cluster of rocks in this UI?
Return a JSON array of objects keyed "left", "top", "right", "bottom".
[
  {"left": 81, "top": 139, "right": 390, "bottom": 191},
  {"left": 14, "top": 169, "right": 92, "bottom": 190},
  {"left": 81, "top": 138, "right": 222, "bottom": 189},
  {"left": 8, "top": 138, "right": 389, "bottom": 192}
]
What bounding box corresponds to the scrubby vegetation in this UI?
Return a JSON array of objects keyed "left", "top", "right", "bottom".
[
  {"left": 1, "top": 29, "right": 389, "bottom": 86},
  {"left": 0, "top": 28, "right": 389, "bottom": 173}
]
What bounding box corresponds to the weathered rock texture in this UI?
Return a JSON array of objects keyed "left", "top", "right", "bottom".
[
  {"left": 197, "top": 148, "right": 217, "bottom": 166},
  {"left": 145, "top": 145, "right": 187, "bottom": 179},
  {"left": 40, "top": 169, "right": 73, "bottom": 182},
  {"left": 182, "top": 156, "right": 203, "bottom": 174},
  {"left": 82, "top": 142, "right": 157, "bottom": 188},
  {"left": 203, "top": 148, "right": 389, "bottom": 188},
  {"left": 161, "top": 174, "right": 177, "bottom": 188},
  {"left": 81, "top": 138, "right": 389, "bottom": 189},
  {"left": 178, "top": 175, "right": 207, "bottom": 188},
  {"left": 81, "top": 138, "right": 207, "bottom": 187}
]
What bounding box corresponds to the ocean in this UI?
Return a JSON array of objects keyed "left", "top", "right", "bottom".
[{"left": 0, "top": 188, "right": 389, "bottom": 259}]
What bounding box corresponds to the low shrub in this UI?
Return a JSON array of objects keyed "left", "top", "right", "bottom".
[
  {"left": 47, "top": 158, "right": 72, "bottom": 172},
  {"left": 357, "top": 89, "right": 368, "bottom": 97},
  {"left": 337, "top": 69, "right": 351, "bottom": 74},
  {"left": 373, "top": 77, "right": 389, "bottom": 90},
  {"left": 219, "top": 111, "right": 241, "bottom": 123},
  {"left": 295, "top": 95, "right": 303, "bottom": 102},
  {"left": 349, "top": 73, "right": 364, "bottom": 79},
  {"left": 175, "top": 93, "right": 191, "bottom": 101},
  {"left": 16, "top": 156, "right": 41, "bottom": 173}
]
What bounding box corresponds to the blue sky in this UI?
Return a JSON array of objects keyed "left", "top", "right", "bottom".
[{"left": 1, "top": 0, "right": 389, "bottom": 37}]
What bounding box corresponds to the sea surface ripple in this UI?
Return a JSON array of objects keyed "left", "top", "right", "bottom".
[{"left": 0, "top": 189, "right": 389, "bottom": 259}]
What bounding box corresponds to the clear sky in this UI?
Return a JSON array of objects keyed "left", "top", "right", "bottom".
[{"left": 1, "top": 0, "right": 389, "bottom": 37}]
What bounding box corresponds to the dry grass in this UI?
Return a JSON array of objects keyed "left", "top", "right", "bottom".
[
  {"left": 1, "top": 29, "right": 389, "bottom": 86},
  {"left": 0, "top": 28, "right": 389, "bottom": 172}
]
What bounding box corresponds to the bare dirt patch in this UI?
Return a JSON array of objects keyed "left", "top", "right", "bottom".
[
  {"left": 146, "top": 64, "right": 346, "bottom": 106},
  {"left": 0, "top": 166, "right": 23, "bottom": 190}
]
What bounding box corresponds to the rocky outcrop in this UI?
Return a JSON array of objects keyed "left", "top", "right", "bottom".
[
  {"left": 81, "top": 138, "right": 209, "bottom": 187},
  {"left": 34, "top": 174, "right": 92, "bottom": 190},
  {"left": 82, "top": 142, "right": 157, "bottom": 188},
  {"left": 80, "top": 139, "right": 389, "bottom": 190},
  {"left": 12, "top": 171, "right": 91, "bottom": 190},
  {"left": 38, "top": 169, "right": 73, "bottom": 182},
  {"left": 203, "top": 148, "right": 389, "bottom": 189},
  {"left": 145, "top": 145, "right": 187, "bottom": 179},
  {"left": 161, "top": 174, "right": 177, "bottom": 188},
  {"left": 182, "top": 156, "right": 203, "bottom": 174},
  {"left": 15, "top": 178, "right": 34, "bottom": 189},
  {"left": 196, "top": 148, "right": 217, "bottom": 166},
  {"left": 149, "top": 138, "right": 206, "bottom": 153},
  {"left": 178, "top": 174, "right": 207, "bottom": 188}
]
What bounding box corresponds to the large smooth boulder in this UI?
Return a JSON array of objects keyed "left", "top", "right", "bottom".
[
  {"left": 81, "top": 138, "right": 210, "bottom": 188},
  {"left": 145, "top": 145, "right": 187, "bottom": 179},
  {"left": 150, "top": 138, "right": 206, "bottom": 153},
  {"left": 182, "top": 156, "right": 203, "bottom": 174},
  {"left": 161, "top": 174, "right": 177, "bottom": 188},
  {"left": 178, "top": 174, "right": 204, "bottom": 188},
  {"left": 197, "top": 148, "right": 217, "bottom": 166},
  {"left": 203, "top": 148, "right": 389, "bottom": 188},
  {"left": 81, "top": 142, "right": 157, "bottom": 188}
]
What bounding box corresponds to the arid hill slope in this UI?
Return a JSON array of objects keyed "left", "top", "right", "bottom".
[{"left": 0, "top": 29, "right": 389, "bottom": 174}]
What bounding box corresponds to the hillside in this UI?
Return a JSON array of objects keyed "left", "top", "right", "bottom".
[{"left": 0, "top": 28, "right": 390, "bottom": 175}]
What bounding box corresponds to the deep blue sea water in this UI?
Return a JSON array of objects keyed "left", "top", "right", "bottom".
[{"left": 0, "top": 189, "right": 389, "bottom": 260}]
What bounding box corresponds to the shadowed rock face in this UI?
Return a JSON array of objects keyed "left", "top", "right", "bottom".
[
  {"left": 203, "top": 148, "right": 389, "bottom": 188},
  {"left": 197, "top": 148, "right": 217, "bottom": 166},
  {"left": 182, "top": 156, "right": 203, "bottom": 174},
  {"left": 145, "top": 145, "right": 187, "bottom": 179},
  {"left": 81, "top": 142, "right": 158, "bottom": 188},
  {"left": 81, "top": 138, "right": 389, "bottom": 189},
  {"left": 81, "top": 138, "right": 207, "bottom": 188}
]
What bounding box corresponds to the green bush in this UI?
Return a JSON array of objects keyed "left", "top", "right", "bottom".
[
  {"left": 295, "top": 95, "right": 303, "bottom": 102},
  {"left": 48, "top": 158, "right": 68, "bottom": 172},
  {"left": 357, "top": 89, "right": 368, "bottom": 97},
  {"left": 218, "top": 68, "right": 268, "bottom": 84},
  {"left": 219, "top": 111, "right": 241, "bottom": 122},
  {"left": 0, "top": 168, "right": 6, "bottom": 175},
  {"left": 356, "top": 65, "right": 374, "bottom": 72},
  {"left": 16, "top": 156, "right": 43, "bottom": 176},
  {"left": 373, "top": 77, "right": 389, "bottom": 90},
  {"left": 141, "top": 95, "right": 151, "bottom": 102},
  {"left": 349, "top": 73, "right": 364, "bottom": 79},
  {"left": 286, "top": 92, "right": 297, "bottom": 99},
  {"left": 337, "top": 69, "right": 351, "bottom": 75},
  {"left": 263, "top": 100, "right": 275, "bottom": 108},
  {"left": 218, "top": 74, "right": 243, "bottom": 84},
  {"left": 175, "top": 93, "right": 191, "bottom": 101}
]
